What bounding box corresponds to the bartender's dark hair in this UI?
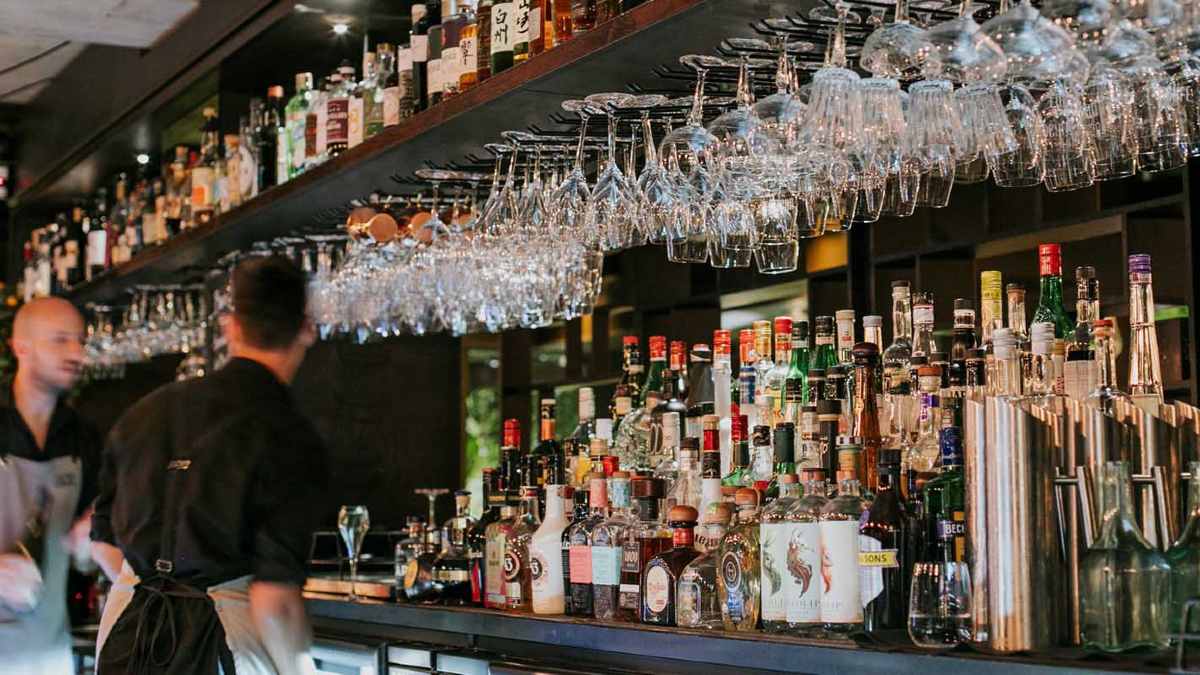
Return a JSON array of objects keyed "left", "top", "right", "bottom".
[{"left": 232, "top": 255, "right": 308, "bottom": 350}]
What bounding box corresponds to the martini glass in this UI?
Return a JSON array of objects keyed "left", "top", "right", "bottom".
[{"left": 338, "top": 505, "right": 370, "bottom": 602}]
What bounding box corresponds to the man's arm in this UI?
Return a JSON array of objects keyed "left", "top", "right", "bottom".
[
  {"left": 89, "top": 425, "right": 125, "bottom": 581},
  {"left": 249, "top": 581, "right": 314, "bottom": 675},
  {"left": 90, "top": 541, "right": 124, "bottom": 582}
]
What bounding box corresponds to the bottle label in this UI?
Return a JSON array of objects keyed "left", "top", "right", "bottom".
[
  {"left": 615, "top": 396, "right": 632, "bottom": 416},
  {"left": 514, "top": 0, "right": 531, "bottom": 46},
  {"left": 760, "top": 522, "right": 798, "bottom": 622},
  {"left": 412, "top": 35, "right": 430, "bottom": 62},
  {"left": 719, "top": 551, "right": 746, "bottom": 622},
  {"left": 502, "top": 549, "right": 521, "bottom": 583},
  {"left": 644, "top": 564, "right": 670, "bottom": 614},
  {"left": 485, "top": 534, "right": 506, "bottom": 605},
  {"left": 190, "top": 167, "right": 213, "bottom": 210},
  {"left": 442, "top": 47, "right": 462, "bottom": 87},
  {"left": 621, "top": 541, "right": 641, "bottom": 574},
  {"left": 818, "top": 520, "right": 862, "bottom": 624},
  {"left": 913, "top": 306, "right": 934, "bottom": 324},
  {"left": 618, "top": 583, "right": 640, "bottom": 611},
  {"left": 383, "top": 87, "right": 401, "bottom": 126},
  {"left": 529, "top": 6, "right": 542, "bottom": 41},
  {"left": 491, "top": 3, "right": 515, "bottom": 53},
  {"left": 591, "top": 545, "right": 620, "bottom": 586},
  {"left": 326, "top": 98, "right": 350, "bottom": 146},
  {"left": 348, "top": 96, "right": 364, "bottom": 148},
  {"left": 785, "top": 521, "right": 822, "bottom": 624},
  {"left": 858, "top": 536, "right": 897, "bottom": 608},
  {"left": 936, "top": 511, "right": 967, "bottom": 562},
  {"left": 428, "top": 58, "right": 443, "bottom": 95},
  {"left": 568, "top": 544, "right": 592, "bottom": 583},
  {"left": 460, "top": 37, "right": 477, "bottom": 80}
]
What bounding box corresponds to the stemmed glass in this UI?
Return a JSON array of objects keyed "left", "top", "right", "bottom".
[
  {"left": 555, "top": 100, "right": 597, "bottom": 242},
  {"left": 415, "top": 488, "right": 450, "bottom": 549},
  {"left": 585, "top": 92, "right": 639, "bottom": 252},
  {"left": 860, "top": 0, "right": 932, "bottom": 79},
  {"left": 337, "top": 504, "right": 370, "bottom": 602},
  {"left": 630, "top": 97, "right": 676, "bottom": 246}
]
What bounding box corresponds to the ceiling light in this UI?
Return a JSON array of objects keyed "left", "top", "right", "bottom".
[
  {"left": 332, "top": 22, "right": 350, "bottom": 35},
  {"left": 136, "top": 153, "right": 150, "bottom": 165}
]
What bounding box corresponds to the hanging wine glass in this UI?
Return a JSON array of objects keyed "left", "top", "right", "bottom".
[
  {"left": 659, "top": 55, "right": 723, "bottom": 172},
  {"left": 585, "top": 92, "right": 639, "bottom": 252},
  {"left": 1083, "top": 63, "right": 1139, "bottom": 180},
  {"left": 982, "top": 0, "right": 1089, "bottom": 89},
  {"left": 924, "top": 2, "right": 1007, "bottom": 84},
  {"left": 860, "top": 0, "right": 932, "bottom": 79}
]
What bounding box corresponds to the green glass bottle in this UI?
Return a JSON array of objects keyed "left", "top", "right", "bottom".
[
  {"left": 813, "top": 316, "right": 838, "bottom": 372},
  {"left": 721, "top": 415, "right": 751, "bottom": 488},
  {"left": 788, "top": 320, "right": 810, "bottom": 404},
  {"left": 1168, "top": 461, "right": 1200, "bottom": 637},
  {"left": 922, "top": 426, "right": 965, "bottom": 563},
  {"left": 1031, "top": 243, "right": 1073, "bottom": 339},
  {"left": 641, "top": 335, "right": 667, "bottom": 408},
  {"left": 1080, "top": 460, "right": 1171, "bottom": 652},
  {"left": 766, "top": 423, "right": 796, "bottom": 502}
]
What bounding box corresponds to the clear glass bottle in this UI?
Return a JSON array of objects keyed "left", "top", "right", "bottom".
[
  {"left": 665, "top": 438, "right": 701, "bottom": 511},
  {"left": 787, "top": 470, "right": 827, "bottom": 635},
  {"left": 835, "top": 309, "right": 856, "bottom": 365},
  {"left": 1031, "top": 243, "right": 1073, "bottom": 339},
  {"left": 911, "top": 292, "right": 937, "bottom": 359},
  {"left": 948, "top": 299, "right": 977, "bottom": 389},
  {"left": 1080, "top": 461, "right": 1171, "bottom": 652},
  {"left": 820, "top": 469, "right": 865, "bottom": 635},
  {"left": 760, "top": 474, "right": 802, "bottom": 632},
  {"left": 979, "top": 271, "right": 1003, "bottom": 346},
  {"left": 592, "top": 471, "right": 636, "bottom": 620},
  {"left": 641, "top": 505, "right": 702, "bottom": 626},
  {"left": 713, "top": 329, "right": 734, "bottom": 473},
  {"left": 1026, "top": 322, "right": 1058, "bottom": 402},
  {"left": 749, "top": 425, "right": 774, "bottom": 485},
  {"left": 613, "top": 390, "right": 657, "bottom": 471},
  {"left": 905, "top": 365, "right": 942, "bottom": 498},
  {"left": 717, "top": 488, "right": 762, "bottom": 631},
  {"left": 1007, "top": 282, "right": 1029, "bottom": 343},
  {"left": 752, "top": 320, "right": 775, "bottom": 424},
  {"left": 736, "top": 328, "right": 758, "bottom": 431},
  {"left": 764, "top": 316, "right": 793, "bottom": 424},
  {"left": 566, "top": 474, "right": 607, "bottom": 616},
  {"left": 883, "top": 281, "right": 914, "bottom": 396},
  {"left": 653, "top": 411, "right": 681, "bottom": 486},
  {"left": 433, "top": 490, "right": 476, "bottom": 605},
  {"left": 1087, "top": 319, "right": 1130, "bottom": 415},
  {"left": 565, "top": 387, "right": 596, "bottom": 485},
  {"left": 1168, "top": 461, "right": 1200, "bottom": 636},
  {"left": 503, "top": 486, "right": 541, "bottom": 611},
  {"left": 677, "top": 502, "right": 733, "bottom": 629},
  {"left": 622, "top": 477, "right": 670, "bottom": 620},
  {"left": 484, "top": 500, "right": 517, "bottom": 608},
  {"left": 531, "top": 484, "right": 570, "bottom": 614},
  {"left": 1127, "top": 253, "right": 1164, "bottom": 413}
]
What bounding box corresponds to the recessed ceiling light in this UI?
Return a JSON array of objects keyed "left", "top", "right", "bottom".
[
  {"left": 136, "top": 153, "right": 150, "bottom": 165},
  {"left": 332, "top": 22, "right": 350, "bottom": 35}
]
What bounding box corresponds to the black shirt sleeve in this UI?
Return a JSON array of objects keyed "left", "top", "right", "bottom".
[
  {"left": 75, "top": 419, "right": 104, "bottom": 519},
  {"left": 248, "top": 418, "right": 329, "bottom": 585},
  {"left": 90, "top": 424, "right": 120, "bottom": 545}
]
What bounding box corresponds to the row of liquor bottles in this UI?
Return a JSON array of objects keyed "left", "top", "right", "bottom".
[{"left": 388, "top": 243, "right": 1185, "bottom": 651}]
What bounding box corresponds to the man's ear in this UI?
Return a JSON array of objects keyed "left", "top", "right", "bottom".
[{"left": 221, "top": 313, "right": 240, "bottom": 351}]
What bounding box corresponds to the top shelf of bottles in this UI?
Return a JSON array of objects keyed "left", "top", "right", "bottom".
[{"left": 62, "top": 0, "right": 760, "bottom": 304}]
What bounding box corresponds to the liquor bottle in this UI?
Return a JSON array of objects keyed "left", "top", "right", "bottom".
[
  {"left": 1080, "top": 460, "right": 1171, "bottom": 652},
  {"left": 653, "top": 411, "right": 681, "bottom": 486},
  {"left": 513, "top": 0, "right": 532, "bottom": 64},
  {"left": 325, "top": 65, "right": 353, "bottom": 158},
  {"left": 764, "top": 316, "right": 793, "bottom": 424},
  {"left": 979, "top": 270, "right": 1003, "bottom": 344},
  {"left": 966, "top": 348, "right": 987, "bottom": 393},
  {"left": 813, "top": 316, "right": 838, "bottom": 371},
  {"left": 1074, "top": 265, "right": 1100, "bottom": 344},
  {"left": 350, "top": 55, "right": 369, "bottom": 147},
  {"left": 1026, "top": 322, "right": 1058, "bottom": 400},
  {"left": 882, "top": 281, "right": 914, "bottom": 394},
  {"left": 440, "top": 0, "right": 467, "bottom": 99},
  {"left": 788, "top": 469, "right": 828, "bottom": 635},
  {"left": 765, "top": 423, "right": 796, "bottom": 501},
  {"left": 677, "top": 502, "right": 732, "bottom": 629},
  {"left": 911, "top": 292, "right": 936, "bottom": 358},
  {"left": 613, "top": 389, "right": 656, "bottom": 471},
  {"left": 861, "top": 449, "right": 912, "bottom": 636},
  {"left": 433, "top": 490, "right": 476, "bottom": 604},
  {"left": 905, "top": 365, "right": 942, "bottom": 499},
  {"left": 475, "top": 0, "right": 493, "bottom": 83},
  {"left": 713, "top": 329, "right": 734, "bottom": 472},
  {"left": 797, "top": 403, "right": 821, "bottom": 469},
  {"left": 835, "top": 309, "right": 856, "bottom": 365},
  {"left": 948, "top": 299, "right": 976, "bottom": 389},
  {"left": 469, "top": 469, "right": 501, "bottom": 604},
  {"left": 788, "top": 320, "right": 810, "bottom": 401},
  {"left": 1169, "top": 460, "right": 1200, "bottom": 636},
  {"left": 366, "top": 45, "right": 391, "bottom": 138},
  {"left": 1032, "top": 243, "right": 1073, "bottom": 339},
  {"left": 490, "top": 0, "right": 516, "bottom": 75},
  {"left": 665, "top": 438, "right": 701, "bottom": 510},
  {"left": 1006, "top": 281, "right": 1028, "bottom": 343},
  {"left": 531, "top": 484, "right": 569, "bottom": 613},
  {"left": 991, "top": 328, "right": 1022, "bottom": 397},
  {"left": 427, "top": 9, "right": 445, "bottom": 107},
  {"left": 404, "top": 513, "right": 444, "bottom": 603},
  {"left": 654, "top": 341, "right": 689, "bottom": 461},
  {"left": 1065, "top": 323, "right": 1096, "bottom": 402},
  {"left": 411, "top": 4, "right": 432, "bottom": 109},
  {"left": 1087, "top": 319, "right": 1130, "bottom": 414},
  {"left": 303, "top": 78, "right": 324, "bottom": 169},
  {"left": 717, "top": 488, "right": 761, "bottom": 631},
  {"left": 562, "top": 486, "right": 588, "bottom": 614},
  {"left": 614, "top": 336, "right": 644, "bottom": 415},
  {"left": 592, "top": 471, "right": 635, "bottom": 620},
  {"left": 566, "top": 473, "right": 606, "bottom": 616},
  {"left": 760, "top": 474, "right": 802, "bottom": 632},
  {"left": 806, "top": 368, "right": 826, "bottom": 407},
  {"left": 820, "top": 469, "right": 865, "bottom": 634},
  {"left": 922, "top": 427, "right": 965, "bottom": 563},
  {"left": 752, "top": 321, "right": 775, "bottom": 421},
  {"left": 737, "top": 329, "right": 759, "bottom": 431},
  {"left": 260, "top": 86, "right": 284, "bottom": 187},
  {"left": 394, "top": 517, "right": 424, "bottom": 598},
  {"left": 816, "top": 399, "right": 841, "bottom": 477},
  {"left": 1127, "top": 254, "right": 1164, "bottom": 413},
  {"left": 863, "top": 315, "right": 883, "bottom": 350},
  {"left": 685, "top": 343, "right": 714, "bottom": 439},
  {"left": 483, "top": 493, "right": 517, "bottom": 608},
  {"left": 643, "top": 335, "right": 667, "bottom": 405},
  {"left": 502, "top": 485, "right": 541, "bottom": 610},
  {"left": 620, "top": 477, "right": 669, "bottom": 619},
  {"left": 531, "top": 397, "right": 559, "bottom": 489},
  {"left": 722, "top": 415, "right": 751, "bottom": 488},
  {"left": 565, "top": 387, "right": 595, "bottom": 485},
  {"left": 851, "top": 343, "right": 883, "bottom": 493},
  {"left": 641, "top": 505, "right": 701, "bottom": 626},
  {"left": 190, "top": 107, "right": 219, "bottom": 226},
  {"left": 529, "top": 0, "right": 553, "bottom": 54},
  {"left": 749, "top": 425, "right": 774, "bottom": 485},
  {"left": 570, "top": 0, "right": 597, "bottom": 33},
  {"left": 554, "top": 0, "right": 573, "bottom": 42},
  {"left": 699, "top": 416, "right": 724, "bottom": 519},
  {"left": 826, "top": 366, "right": 849, "bottom": 416}
]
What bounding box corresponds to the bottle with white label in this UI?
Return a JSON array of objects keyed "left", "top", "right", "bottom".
[
  {"left": 820, "top": 469, "right": 865, "bottom": 634},
  {"left": 326, "top": 64, "right": 354, "bottom": 157},
  {"left": 760, "top": 474, "right": 802, "bottom": 632},
  {"left": 410, "top": 3, "right": 432, "bottom": 110},
  {"left": 512, "top": 0, "right": 532, "bottom": 63},
  {"left": 591, "top": 472, "right": 635, "bottom": 621},
  {"left": 785, "top": 470, "right": 827, "bottom": 634},
  {"left": 531, "top": 484, "right": 570, "bottom": 614},
  {"left": 489, "top": 0, "right": 515, "bottom": 74}
]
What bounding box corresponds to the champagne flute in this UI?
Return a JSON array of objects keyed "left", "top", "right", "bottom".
[{"left": 337, "top": 504, "right": 370, "bottom": 602}]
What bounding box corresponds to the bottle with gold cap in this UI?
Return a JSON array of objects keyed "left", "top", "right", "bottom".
[
  {"left": 717, "top": 487, "right": 762, "bottom": 631},
  {"left": 677, "top": 501, "right": 733, "bottom": 629},
  {"left": 641, "top": 504, "right": 701, "bottom": 626}
]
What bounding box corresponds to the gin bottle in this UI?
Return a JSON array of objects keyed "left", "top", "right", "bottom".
[
  {"left": 820, "top": 470, "right": 865, "bottom": 635},
  {"left": 760, "top": 474, "right": 802, "bottom": 632},
  {"left": 1127, "top": 254, "right": 1164, "bottom": 413},
  {"left": 718, "top": 488, "right": 762, "bottom": 631},
  {"left": 592, "top": 471, "right": 636, "bottom": 620},
  {"left": 677, "top": 502, "right": 732, "bottom": 629},
  {"left": 1080, "top": 461, "right": 1171, "bottom": 652},
  {"left": 789, "top": 470, "right": 828, "bottom": 635}
]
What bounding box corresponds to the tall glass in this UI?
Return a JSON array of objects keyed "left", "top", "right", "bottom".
[{"left": 338, "top": 505, "right": 371, "bottom": 602}]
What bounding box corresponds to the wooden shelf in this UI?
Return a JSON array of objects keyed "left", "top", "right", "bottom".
[{"left": 67, "top": 0, "right": 762, "bottom": 304}]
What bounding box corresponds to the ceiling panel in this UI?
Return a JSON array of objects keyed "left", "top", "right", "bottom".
[{"left": 0, "top": 0, "right": 198, "bottom": 48}]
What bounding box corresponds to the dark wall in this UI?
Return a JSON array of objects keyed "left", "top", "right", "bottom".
[{"left": 74, "top": 336, "right": 463, "bottom": 533}]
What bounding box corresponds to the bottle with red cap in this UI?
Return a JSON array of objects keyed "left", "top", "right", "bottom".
[
  {"left": 1031, "top": 243, "right": 1073, "bottom": 338},
  {"left": 735, "top": 328, "right": 758, "bottom": 431},
  {"left": 763, "top": 316, "right": 793, "bottom": 426},
  {"left": 712, "top": 329, "right": 734, "bottom": 473},
  {"left": 642, "top": 336, "right": 668, "bottom": 406},
  {"left": 614, "top": 335, "right": 644, "bottom": 416}
]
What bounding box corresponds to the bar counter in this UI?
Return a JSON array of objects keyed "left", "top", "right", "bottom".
[{"left": 304, "top": 593, "right": 1173, "bottom": 674}]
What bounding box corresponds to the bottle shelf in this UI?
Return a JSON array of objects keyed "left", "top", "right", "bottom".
[
  {"left": 304, "top": 594, "right": 1170, "bottom": 674},
  {"left": 62, "top": 0, "right": 760, "bottom": 304}
]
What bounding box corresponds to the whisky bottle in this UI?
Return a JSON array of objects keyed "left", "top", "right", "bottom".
[
  {"left": 489, "top": 0, "right": 516, "bottom": 74},
  {"left": 676, "top": 502, "right": 732, "bottom": 629},
  {"left": 621, "top": 477, "right": 669, "bottom": 620},
  {"left": 760, "top": 474, "right": 802, "bottom": 632},
  {"left": 820, "top": 469, "right": 865, "bottom": 635},
  {"left": 411, "top": 3, "right": 432, "bottom": 109},
  {"left": 718, "top": 488, "right": 761, "bottom": 631},
  {"left": 640, "top": 505, "right": 701, "bottom": 626},
  {"left": 592, "top": 471, "right": 635, "bottom": 620},
  {"left": 512, "top": 0, "right": 531, "bottom": 64}
]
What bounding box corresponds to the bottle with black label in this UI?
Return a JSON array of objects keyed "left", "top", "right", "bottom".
[
  {"left": 410, "top": 4, "right": 432, "bottom": 110},
  {"left": 860, "top": 448, "right": 913, "bottom": 637}
]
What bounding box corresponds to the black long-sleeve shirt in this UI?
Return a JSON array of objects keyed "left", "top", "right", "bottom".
[{"left": 92, "top": 358, "right": 328, "bottom": 586}]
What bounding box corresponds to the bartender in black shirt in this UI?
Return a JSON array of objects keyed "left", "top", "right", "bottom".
[
  {"left": 92, "top": 256, "right": 327, "bottom": 675},
  {"left": 0, "top": 297, "right": 101, "bottom": 675}
]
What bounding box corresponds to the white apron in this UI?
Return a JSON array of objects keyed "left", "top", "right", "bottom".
[{"left": 0, "top": 454, "right": 83, "bottom": 675}]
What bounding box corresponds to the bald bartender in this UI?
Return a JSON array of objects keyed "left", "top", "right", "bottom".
[{"left": 0, "top": 298, "right": 102, "bottom": 674}]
